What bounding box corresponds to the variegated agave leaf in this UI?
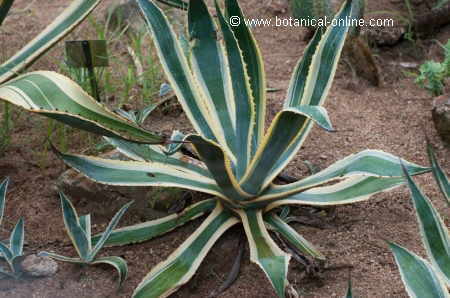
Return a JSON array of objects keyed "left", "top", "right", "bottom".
[
  {"left": 427, "top": 142, "right": 450, "bottom": 206},
  {"left": 0, "top": 0, "right": 166, "bottom": 144},
  {"left": 0, "top": 71, "right": 165, "bottom": 144},
  {"left": 0, "top": 178, "right": 25, "bottom": 277},
  {"left": 389, "top": 162, "right": 450, "bottom": 296},
  {"left": 0, "top": 0, "right": 15, "bottom": 26},
  {"left": 0, "top": 0, "right": 102, "bottom": 84},
  {"left": 40, "top": 194, "right": 131, "bottom": 286},
  {"left": 389, "top": 242, "right": 449, "bottom": 298}
]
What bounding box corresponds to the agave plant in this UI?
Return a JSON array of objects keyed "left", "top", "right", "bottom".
[
  {"left": 389, "top": 144, "right": 450, "bottom": 298},
  {"left": 0, "top": 0, "right": 431, "bottom": 296},
  {"left": 0, "top": 178, "right": 25, "bottom": 278},
  {"left": 39, "top": 193, "right": 132, "bottom": 286}
]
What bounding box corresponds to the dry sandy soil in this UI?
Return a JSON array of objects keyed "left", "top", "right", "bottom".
[{"left": 0, "top": 0, "right": 449, "bottom": 297}]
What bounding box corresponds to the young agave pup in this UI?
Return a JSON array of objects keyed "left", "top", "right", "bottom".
[{"left": 0, "top": 0, "right": 430, "bottom": 297}]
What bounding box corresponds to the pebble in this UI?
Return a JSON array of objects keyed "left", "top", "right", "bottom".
[{"left": 20, "top": 254, "right": 58, "bottom": 277}]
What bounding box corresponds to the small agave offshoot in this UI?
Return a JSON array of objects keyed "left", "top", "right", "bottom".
[
  {"left": 39, "top": 194, "right": 132, "bottom": 286},
  {"left": 0, "top": 0, "right": 431, "bottom": 297},
  {"left": 0, "top": 178, "right": 25, "bottom": 279}
]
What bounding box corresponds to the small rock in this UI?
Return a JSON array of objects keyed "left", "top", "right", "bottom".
[
  {"left": 106, "top": 0, "right": 145, "bottom": 37},
  {"left": 319, "top": 155, "right": 328, "bottom": 160},
  {"left": 20, "top": 254, "right": 58, "bottom": 277},
  {"left": 432, "top": 95, "right": 450, "bottom": 145},
  {"left": 361, "top": 26, "right": 405, "bottom": 47}
]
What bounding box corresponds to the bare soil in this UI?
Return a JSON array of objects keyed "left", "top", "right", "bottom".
[{"left": 0, "top": 0, "right": 449, "bottom": 297}]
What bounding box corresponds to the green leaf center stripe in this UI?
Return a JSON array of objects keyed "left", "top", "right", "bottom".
[
  {"left": 389, "top": 242, "right": 450, "bottom": 298},
  {"left": 427, "top": 143, "right": 450, "bottom": 206},
  {"left": 284, "top": 29, "right": 323, "bottom": 108},
  {"left": 0, "top": 177, "right": 9, "bottom": 227},
  {"left": 0, "top": 0, "right": 15, "bottom": 26},
  {"left": 0, "top": 84, "right": 35, "bottom": 109},
  {"left": 57, "top": 151, "right": 225, "bottom": 198},
  {"left": 263, "top": 176, "right": 405, "bottom": 211},
  {"left": 259, "top": 150, "right": 430, "bottom": 200},
  {"left": 9, "top": 217, "right": 24, "bottom": 257},
  {"left": 300, "top": 0, "right": 353, "bottom": 106},
  {"left": 104, "top": 137, "right": 212, "bottom": 178},
  {"left": 188, "top": 0, "right": 237, "bottom": 160},
  {"left": 216, "top": 1, "right": 255, "bottom": 179},
  {"left": 6, "top": 78, "right": 55, "bottom": 110},
  {"left": 133, "top": 203, "right": 238, "bottom": 298},
  {"left": 138, "top": 0, "right": 216, "bottom": 141},
  {"left": 240, "top": 106, "right": 332, "bottom": 195},
  {"left": 0, "top": 0, "right": 102, "bottom": 84},
  {"left": 404, "top": 169, "right": 450, "bottom": 285},
  {"left": 187, "top": 135, "right": 252, "bottom": 201},
  {"left": 0, "top": 72, "right": 163, "bottom": 143},
  {"left": 79, "top": 215, "right": 92, "bottom": 251},
  {"left": 60, "top": 194, "right": 91, "bottom": 260},
  {"left": 240, "top": 0, "right": 356, "bottom": 195},
  {"left": 239, "top": 209, "right": 290, "bottom": 298},
  {"left": 264, "top": 213, "right": 324, "bottom": 260},
  {"left": 225, "top": 0, "right": 266, "bottom": 154},
  {"left": 92, "top": 200, "right": 217, "bottom": 247}
]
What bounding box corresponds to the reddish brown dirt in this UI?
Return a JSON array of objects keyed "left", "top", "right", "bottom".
[{"left": 0, "top": 0, "right": 449, "bottom": 297}]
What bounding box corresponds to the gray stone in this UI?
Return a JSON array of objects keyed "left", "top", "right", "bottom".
[
  {"left": 432, "top": 94, "right": 450, "bottom": 145},
  {"left": 106, "top": 0, "right": 145, "bottom": 38},
  {"left": 20, "top": 254, "right": 58, "bottom": 277}
]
